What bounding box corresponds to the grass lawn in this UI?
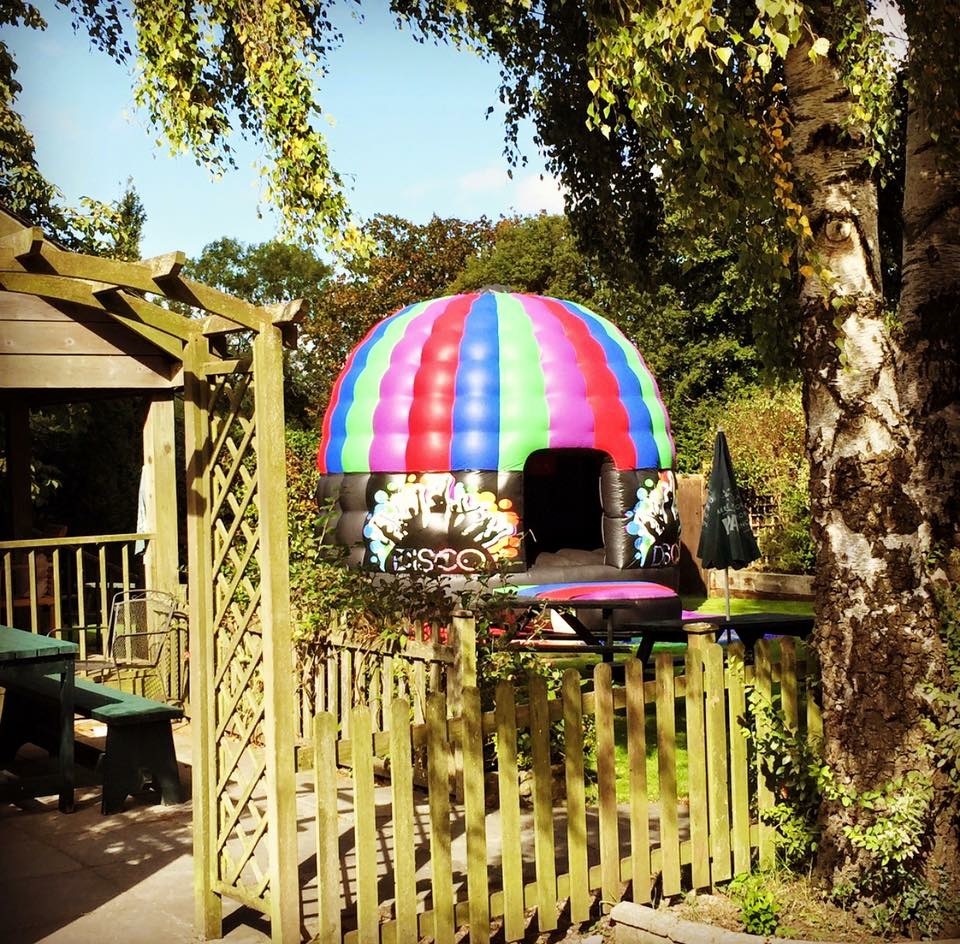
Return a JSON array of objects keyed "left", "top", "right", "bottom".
[
  {"left": 683, "top": 594, "right": 814, "bottom": 617},
  {"left": 542, "top": 592, "right": 812, "bottom": 804}
]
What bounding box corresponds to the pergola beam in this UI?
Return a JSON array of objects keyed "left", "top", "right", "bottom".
[
  {"left": 0, "top": 271, "right": 192, "bottom": 357},
  {"left": 0, "top": 211, "right": 301, "bottom": 337}
]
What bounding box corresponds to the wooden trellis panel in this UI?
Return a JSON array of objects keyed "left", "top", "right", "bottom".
[{"left": 185, "top": 328, "right": 298, "bottom": 942}]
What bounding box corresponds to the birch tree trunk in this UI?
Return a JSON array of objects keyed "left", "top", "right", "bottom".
[
  {"left": 896, "top": 94, "right": 960, "bottom": 888},
  {"left": 785, "top": 39, "right": 958, "bottom": 903}
]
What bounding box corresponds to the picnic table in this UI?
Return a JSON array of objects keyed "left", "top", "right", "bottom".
[
  {"left": 0, "top": 624, "right": 77, "bottom": 812},
  {"left": 502, "top": 582, "right": 813, "bottom": 663}
]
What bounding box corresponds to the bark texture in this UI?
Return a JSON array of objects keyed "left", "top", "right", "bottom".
[
  {"left": 785, "top": 39, "right": 959, "bottom": 906},
  {"left": 897, "top": 96, "right": 960, "bottom": 893}
]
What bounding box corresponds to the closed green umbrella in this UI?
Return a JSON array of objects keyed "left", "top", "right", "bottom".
[{"left": 697, "top": 430, "right": 761, "bottom": 618}]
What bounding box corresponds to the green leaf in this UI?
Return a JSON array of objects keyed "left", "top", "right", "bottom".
[
  {"left": 771, "top": 31, "right": 790, "bottom": 59},
  {"left": 757, "top": 51, "right": 772, "bottom": 74},
  {"left": 717, "top": 47, "right": 733, "bottom": 66},
  {"left": 688, "top": 25, "right": 706, "bottom": 49},
  {"left": 811, "top": 36, "right": 831, "bottom": 57}
]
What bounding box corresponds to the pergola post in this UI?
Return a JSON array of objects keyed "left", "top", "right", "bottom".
[
  {"left": 0, "top": 211, "right": 303, "bottom": 942},
  {"left": 141, "top": 394, "right": 180, "bottom": 599},
  {"left": 182, "top": 336, "right": 222, "bottom": 940},
  {"left": 253, "top": 325, "right": 300, "bottom": 941}
]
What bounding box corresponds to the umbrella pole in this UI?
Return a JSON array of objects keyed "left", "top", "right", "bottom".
[{"left": 724, "top": 567, "right": 731, "bottom": 621}]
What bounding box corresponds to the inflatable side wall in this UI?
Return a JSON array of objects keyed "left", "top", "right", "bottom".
[
  {"left": 601, "top": 463, "right": 681, "bottom": 569},
  {"left": 318, "top": 463, "right": 681, "bottom": 577}
]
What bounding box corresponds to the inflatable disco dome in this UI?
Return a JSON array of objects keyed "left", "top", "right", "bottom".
[{"left": 316, "top": 291, "right": 680, "bottom": 584}]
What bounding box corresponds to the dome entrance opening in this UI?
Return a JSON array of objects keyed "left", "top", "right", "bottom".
[{"left": 523, "top": 449, "right": 608, "bottom": 568}]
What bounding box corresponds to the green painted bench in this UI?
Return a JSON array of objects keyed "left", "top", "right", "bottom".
[{"left": 0, "top": 671, "right": 183, "bottom": 814}]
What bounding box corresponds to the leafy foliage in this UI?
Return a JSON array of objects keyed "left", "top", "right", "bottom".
[
  {"left": 22, "top": 400, "right": 145, "bottom": 537},
  {"left": 0, "top": 2, "right": 57, "bottom": 224},
  {"left": 308, "top": 213, "right": 499, "bottom": 416},
  {"left": 714, "top": 385, "right": 813, "bottom": 574},
  {"left": 745, "top": 686, "right": 824, "bottom": 869},
  {"left": 729, "top": 871, "right": 781, "bottom": 935},
  {"left": 1, "top": 6, "right": 148, "bottom": 256},
  {"left": 744, "top": 680, "right": 958, "bottom": 936},
  {"left": 185, "top": 238, "right": 333, "bottom": 425},
  {"left": 921, "top": 554, "right": 960, "bottom": 797},
  {"left": 58, "top": 0, "right": 363, "bottom": 249},
  {"left": 449, "top": 212, "right": 770, "bottom": 473},
  {"left": 449, "top": 213, "right": 594, "bottom": 300}
]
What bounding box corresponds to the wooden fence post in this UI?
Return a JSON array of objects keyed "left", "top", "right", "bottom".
[
  {"left": 449, "top": 609, "right": 477, "bottom": 711},
  {"left": 683, "top": 621, "right": 715, "bottom": 655}
]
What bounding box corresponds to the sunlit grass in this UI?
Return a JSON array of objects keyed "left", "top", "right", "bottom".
[
  {"left": 542, "top": 596, "right": 812, "bottom": 804},
  {"left": 685, "top": 594, "right": 813, "bottom": 617},
  {"left": 612, "top": 708, "right": 689, "bottom": 803}
]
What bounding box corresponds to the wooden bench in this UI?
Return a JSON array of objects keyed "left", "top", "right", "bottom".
[{"left": 0, "top": 671, "right": 183, "bottom": 814}]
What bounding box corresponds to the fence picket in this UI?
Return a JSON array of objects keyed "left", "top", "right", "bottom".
[
  {"left": 313, "top": 711, "right": 342, "bottom": 944},
  {"left": 426, "top": 692, "right": 455, "bottom": 944},
  {"left": 561, "top": 668, "right": 591, "bottom": 922},
  {"left": 754, "top": 640, "right": 775, "bottom": 869},
  {"left": 351, "top": 707, "right": 379, "bottom": 944},
  {"left": 462, "top": 686, "right": 490, "bottom": 944},
  {"left": 704, "top": 644, "right": 731, "bottom": 883},
  {"left": 327, "top": 650, "right": 339, "bottom": 727},
  {"left": 382, "top": 655, "right": 393, "bottom": 730},
  {"left": 530, "top": 673, "right": 558, "bottom": 932},
  {"left": 684, "top": 648, "right": 710, "bottom": 889},
  {"left": 305, "top": 612, "right": 820, "bottom": 943},
  {"left": 413, "top": 658, "right": 427, "bottom": 724},
  {"left": 655, "top": 653, "right": 681, "bottom": 896},
  {"left": 781, "top": 638, "right": 798, "bottom": 733},
  {"left": 389, "top": 698, "right": 417, "bottom": 944},
  {"left": 625, "top": 658, "right": 652, "bottom": 903},
  {"left": 495, "top": 680, "right": 525, "bottom": 942},
  {"left": 806, "top": 646, "right": 823, "bottom": 743},
  {"left": 594, "top": 662, "right": 620, "bottom": 910},
  {"left": 726, "top": 644, "right": 750, "bottom": 876}
]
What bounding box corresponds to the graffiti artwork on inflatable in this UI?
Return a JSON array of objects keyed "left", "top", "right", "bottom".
[
  {"left": 363, "top": 472, "right": 521, "bottom": 574},
  {"left": 627, "top": 471, "right": 681, "bottom": 568},
  {"left": 316, "top": 291, "right": 680, "bottom": 582}
]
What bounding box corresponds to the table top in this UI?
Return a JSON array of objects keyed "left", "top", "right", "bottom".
[
  {"left": 0, "top": 624, "right": 78, "bottom": 662},
  {"left": 511, "top": 581, "right": 680, "bottom": 608}
]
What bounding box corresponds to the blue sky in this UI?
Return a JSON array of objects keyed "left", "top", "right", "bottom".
[{"left": 4, "top": 1, "right": 564, "bottom": 260}]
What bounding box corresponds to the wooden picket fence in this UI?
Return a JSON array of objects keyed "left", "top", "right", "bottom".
[
  {"left": 310, "top": 631, "right": 820, "bottom": 943},
  {"left": 296, "top": 612, "right": 474, "bottom": 744}
]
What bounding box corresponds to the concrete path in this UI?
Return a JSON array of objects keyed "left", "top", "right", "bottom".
[{"left": 0, "top": 722, "right": 270, "bottom": 943}]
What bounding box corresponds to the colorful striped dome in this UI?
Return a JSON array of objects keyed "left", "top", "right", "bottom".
[{"left": 318, "top": 291, "right": 674, "bottom": 474}]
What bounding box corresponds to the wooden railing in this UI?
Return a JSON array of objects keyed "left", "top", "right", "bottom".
[
  {"left": 310, "top": 634, "right": 820, "bottom": 943},
  {"left": 0, "top": 534, "right": 152, "bottom": 652}
]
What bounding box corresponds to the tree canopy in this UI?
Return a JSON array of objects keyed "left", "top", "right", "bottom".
[{"left": 2, "top": 0, "right": 365, "bottom": 250}]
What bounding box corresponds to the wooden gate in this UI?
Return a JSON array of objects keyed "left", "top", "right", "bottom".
[{"left": 184, "top": 328, "right": 299, "bottom": 940}]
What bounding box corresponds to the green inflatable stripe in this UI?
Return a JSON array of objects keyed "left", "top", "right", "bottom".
[{"left": 339, "top": 301, "right": 431, "bottom": 471}]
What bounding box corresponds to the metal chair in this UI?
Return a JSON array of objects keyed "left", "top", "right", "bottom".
[{"left": 95, "top": 590, "right": 182, "bottom": 705}]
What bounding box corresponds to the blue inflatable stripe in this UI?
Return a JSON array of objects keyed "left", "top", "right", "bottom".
[
  {"left": 324, "top": 307, "right": 413, "bottom": 473},
  {"left": 451, "top": 293, "right": 500, "bottom": 469}
]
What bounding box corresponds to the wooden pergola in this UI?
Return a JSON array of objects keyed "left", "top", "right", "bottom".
[{"left": 0, "top": 207, "right": 302, "bottom": 940}]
